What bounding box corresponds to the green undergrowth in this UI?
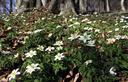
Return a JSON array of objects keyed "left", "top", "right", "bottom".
[{"left": 0, "top": 12, "right": 128, "bottom": 82}]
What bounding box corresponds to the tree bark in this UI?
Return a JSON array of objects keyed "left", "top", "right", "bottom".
[
  {"left": 79, "top": 0, "right": 87, "bottom": 14},
  {"left": 41, "top": 0, "right": 47, "bottom": 7},
  {"left": 36, "top": 0, "right": 41, "bottom": 9},
  {"left": 106, "top": 0, "right": 110, "bottom": 12},
  {"left": 121, "top": 0, "right": 126, "bottom": 12}
]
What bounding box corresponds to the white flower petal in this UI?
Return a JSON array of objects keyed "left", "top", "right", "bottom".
[
  {"left": 109, "top": 67, "right": 117, "bottom": 75},
  {"left": 85, "top": 60, "right": 92, "bottom": 65}
]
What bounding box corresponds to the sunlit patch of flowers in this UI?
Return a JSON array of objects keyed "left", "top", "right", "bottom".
[{"left": 26, "top": 63, "right": 40, "bottom": 74}]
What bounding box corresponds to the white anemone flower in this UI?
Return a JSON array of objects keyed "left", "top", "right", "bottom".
[
  {"left": 86, "top": 40, "right": 95, "bottom": 47},
  {"left": 41, "top": 17, "right": 45, "bottom": 20},
  {"left": 121, "top": 35, "right": 128, "bottom": 39},
  {"left": 68, "top": 33, "right": 80, "bottom": 41},
  {"left": 84, "top": 27, "right": 89, "bottom": 30},
  {"left": 33, "top": 29, "right": 43, "bottom": 34},
  {"left": 21, "top": 36, "right": 29, "bottom": 44},
  {"left": 45, "top": 46, "right": 55, "bottom": 52},
  {"left": 25, "top": 50, "right": 37, "bottom": 58},
  {"left": 88, "top": 28, "right": 93, "bottom": 31},
  {"left": 54, "top": 41, "right": 63, "bottom": 46},
  {"left": 120, "top": 18, "right": 124, "bottom": 23},
  {"left": 87, "top": 21, "right": 92, "bottom": 24},
  {"left": 56, "top": 46, "right": 63, "bottom": 51},
  {"left": 56, "top": 25, "right": 61, "bottom": 28},
  {"left": 69, "top": 24, "right": 73, "bottom": 27},
  {"left": 114, "top": 35, "right": 122, "bottom": 40},
  {"left": 109, "top": 67, "right": 117, "bottom": 75},
  {"left": 1, "top": 51, "right": 11, "bottom": 55},
  {"left": 115, "top": 28, "right": 119, "bottom": 31},
  {"left": 14, "top": 53, "right": 19, "bottom": 58},
  {"left": 7, "top": 27, "right": 12, "bottom": 30},
  {"left": 79, "top": 33, "right": 91, "bottom": 43},
  {"left": 84, "top": 27, "right": 93, "bottom": 31},
  {"left": 8, "top": 68, "right": 20, "bottom": 81},
  {"left": 122, "top": 25, "right": 128, "bottom": 29},
  {"left": 95, "top": 29, "right": 100, "bottom": 33},
  {"left": 73, "top": 22, "right": 80, "bottom": 25},
  {"left": 48, "top": 33, "right": 53, "bottom": 37},
  {"left": 106, "top": 38, "right": 116, "bottom": 44},
  {"left": 108, "top": 30, "right": 112, "bottom": 33},
  {"left": 81, "top": 18, "right": 89, "bottom": 22},
  {"left": 37, "top": 45, "right": 44, "bottom": 51},
  {"left": 26, "top": 63, "right": 40, "bottom": 74},
  {"left": 54, "top": 53, "right": 65, "bottom": 61},
  {"left": 85, "top": 60, "right": 92, "bottom": 65}
]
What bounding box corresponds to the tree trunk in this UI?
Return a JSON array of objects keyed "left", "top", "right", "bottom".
[
  {"left": 36, "top": 0, "right": 41, "bottom": 9},
  {"left": 121, "top": 0, "right": 126, "bottom": 12},
  {"left": 48, "top": 0, "right": 61, "bottom": 14},
  {"left": 15, "top": 0, "right": 128, "bottom": 14},
  {"left": 106, "top": 0, "right": 110, "bottom": 12},
  {"left": 79, "top": 0, "right": 87, "bottom": 14},
  {"left": 59, "top": 0, "right": 79, "bottom": 15},
  {"left": 41, "top": 0, "right": 47, "bottom": 7}
]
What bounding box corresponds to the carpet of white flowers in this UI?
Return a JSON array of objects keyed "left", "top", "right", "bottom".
[{"left": 0, "top": 11, "right": 128, "bottom": 82}]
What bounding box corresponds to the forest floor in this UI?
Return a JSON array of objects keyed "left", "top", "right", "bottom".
[{"left": 0, "top": 8, "right": 128, "bottom": 82}]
